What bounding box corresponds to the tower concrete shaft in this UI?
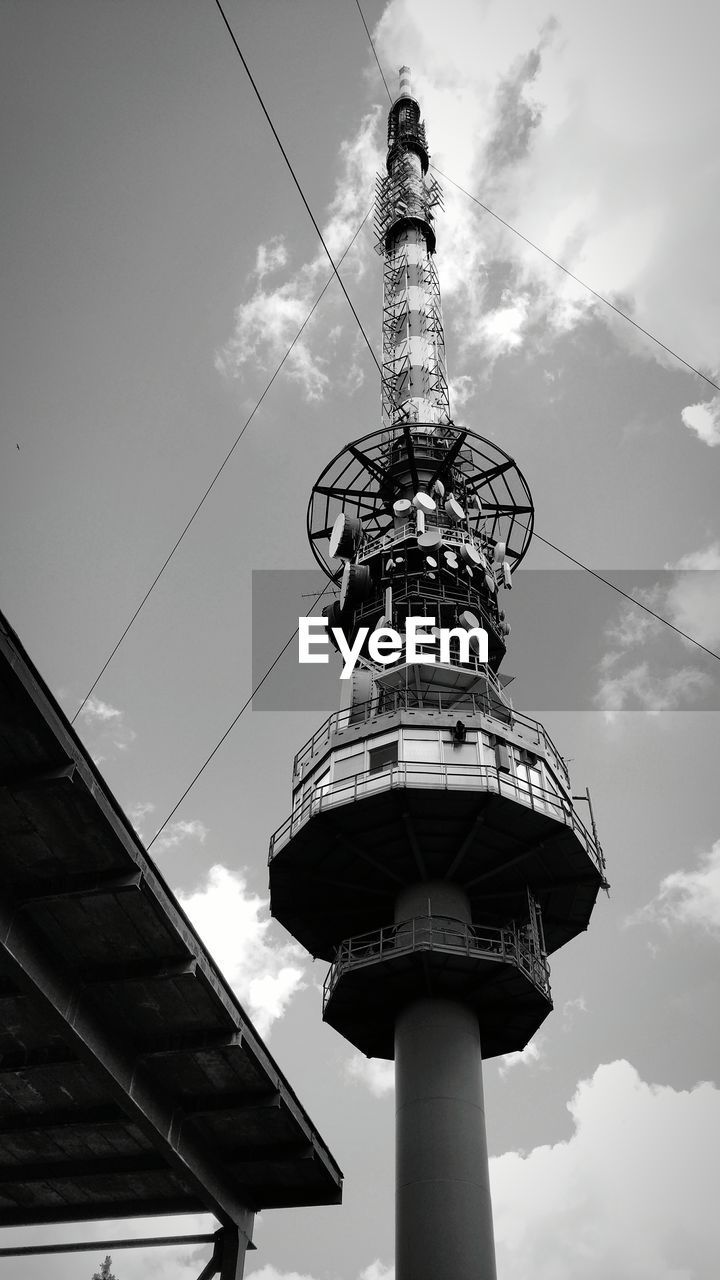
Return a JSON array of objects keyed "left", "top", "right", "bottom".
[{"left": 270, "top": 66, "right": 606, "bottom": 1280}]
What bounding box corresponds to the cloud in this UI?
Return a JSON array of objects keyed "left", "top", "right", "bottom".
[
  {"left": 216, "top": 109, "right": 380, "bottom": 401},
  {"left": 448, "top": 373, "right": 476, "bottom": 411},
  {"left": 373, "top": 1, "right": 720, "bottom": 381},
  {"left": 629, "top": 839, "right": 720, "bottom": 934},
  {"left": 245, "top": 1264, "right": 394, "bottom": 1280},
  {"left": 594, "top": 546, "right": 720, "bottom": 714},
  {"left": 177, "top": 865, "right": 306, "bottom": 1036},
  {"left": 246, "top": 1267, "right": 394, "bottom": 1280},
  {"left": 245, "top": 1269, "right": 321, "bottom": 1280},
  {"left": 254, "top": 235, "right": 289, "bottom": 281},
  {"left": 681, "top": 395, "right": 720, "bottom": 447},
  {"left": 358, "top": 1264, "right": 394, "bottom": 1280},
  {"left": 345, "top": 1053, "right": 395, "bottom": 1097},
  {"left": 594, "top": 661, "right": 709, "bottom": 718},
  {"left": 77, "top": 695, "right": 136, "bottom": 762},
  {"left": 665, "top": 544, "right": 720, "bottom": 650},
  {"left": 152, "top": 817, "right": 208, "bottom": 855},
  {"left": 498, "top": 1035, "right": 545, "bottom": 1078},
  {"left": 491, "top": 1060, "right": 720, "bottom": 1279},
  {"left": 561, "top": 995, "right": 587, "bottom": 1026},
  {"left": 128, "top": 800, "right": 155, "bottom": 833}
]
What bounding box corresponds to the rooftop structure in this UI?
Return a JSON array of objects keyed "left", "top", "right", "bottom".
[{"left": 0, "top": 608, "right": 342, "bottom": 1279}]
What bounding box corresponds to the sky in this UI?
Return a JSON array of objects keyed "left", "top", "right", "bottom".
[{"left": 1, "top": 0, "right": 720, "bottom": 1277}]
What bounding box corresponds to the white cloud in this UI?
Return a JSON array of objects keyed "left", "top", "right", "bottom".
[
  {"left": 245, "top": 1269, "right": 321, "bottom": 1280},
  {"left": 358, "top": 1264, "right": 394, "bottom": 1280},
  {"left": 448, "top": 372, "right": 476, "bottom": 411},
  {"left": 177, "top": 865, "right": 306, "bottom": 1036},
  {"left": 491, "top": 1060, "right": 720, "bottom": 1280},
  {"left": 128, "top": 800, "right": 155, "bottom": 833},
  {"left": 373, "top": 1, "right": 720, "bottom": 380},
  {"left": 665, "top": 543, "right": 720, "bottom": 650},
  {"left": 594, "top": 661, "right": 709, "bottom": 719},
  {"left": 345, "top": 1053, "right": 395, "bottom": 1097},
  {"left": 681, "top": 395, "right": 720, "bottom": 447},
  {"left": 561, "top": 995, "right": 587, "bottom": 1026},
  {"left": 152, "top": 817, "right": 208, "bottom": 855},
  {"left": 594, "top": 545, "right": 720, "bottom": 714},
  {"left": 254, "top": 235, "right": 289, "bottom": 281},
  {"left": 216, "top": 109, "right": 380, "bottom": 401},
  {"left": 246, "top": 1267, "right": 394, "bottom": 1280},
  {"left": 498, "top": 1035, "right": 545, "bottom": 1078},
  {"left": 629, "top": 839, "right": 720, "bottom": 934},
  {"left": 77, "top": 695, "right": 136, "bottom": 761}
]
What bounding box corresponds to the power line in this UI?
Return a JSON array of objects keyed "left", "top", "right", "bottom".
[
  {"left": 72, "top": 205, "right": 373, "bottom": 724},
  {"left": 353, "top": 0, "right": 720, "bottom": 398},
  {"left": 213, "top": 0, "right": 382, "bottom": 379},
  {"left": 354, "top": 0, "right": 392, "bottom": 102},
  {"left": 531, "top": 528, "right": 720, "bottom": 663},
  {"left": 434, "top": 166, "right": 720, "bottom": 397},
  {"left": 147, "top": 584, "right": 328, "bottom": 849}
]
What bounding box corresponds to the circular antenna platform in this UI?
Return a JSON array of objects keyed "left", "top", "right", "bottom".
[{"left": 307, "top": 424, "right": 534, "bottom": 581}]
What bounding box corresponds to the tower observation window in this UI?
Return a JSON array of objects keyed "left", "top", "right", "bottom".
[{"left": 369, "top": 741, "right": 399, "bottom": 773}]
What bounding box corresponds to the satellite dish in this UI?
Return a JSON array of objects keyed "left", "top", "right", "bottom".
[
  {"left": 393, "top": 498, "right": 413, "bottom": 519},
  {"left": 445, "top": 496, "right": 464, "bottom": 523},
  {"left": 340, "top": 562, "right": 372, "bottom": 610},
  {"left": 433, "top": 479, "right": 445, "bottom": 499},
  {"left": 493, "top": 541, "right": 506, "bottom": 564},
  {"left": 444, "top": 551, "right": 459, "bottom": 570},
  {"left": 484, "top": 571, "right": 496, "bottom": 593},
  {"left": 418, "top": 528, "right": 442, "bottom": 550},
  {"left": 460, "top": 542, "right": 482, "bottom": 567},
  {"left": 413, "top": 492, "right": 436, "bottom": 516},
  {"left": 502, "top": 562, "right": 512, "bottom": 589},
  {"left": 458, "top": 610, "right": 481, "bottom": 631},
  {"left": 329, "top": 512, "right": 362, "bottom": 561}
]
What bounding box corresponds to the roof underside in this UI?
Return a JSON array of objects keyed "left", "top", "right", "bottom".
[{"left": 0, "top": 611, "right": 342, "bottom": 1227}]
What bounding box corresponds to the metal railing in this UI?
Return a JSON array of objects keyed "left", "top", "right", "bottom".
[
  {"left": 359, "top": 520, "right": 492, "bottom": 564},
  {"left": 323, "top": 914, "right": 551, "bottom": 1009},
  {"left": 270, "top": 758, "right": 605, "bottom": 876},
  {"left": 291, "top": 687, "right": 569, "bottom": 787}
]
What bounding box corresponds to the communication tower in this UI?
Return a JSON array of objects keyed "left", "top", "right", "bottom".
[{"left": 269, "top": 67, "right": 607, "bottom": 1280}]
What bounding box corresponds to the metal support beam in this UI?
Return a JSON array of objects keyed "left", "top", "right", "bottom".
[
  {"left": 0, "top": 1153, "right": 165, "bottom": 1185},
  {"left": 83, "top": 957, "right": 197, "bottom": 985},
  {"left": 0, "top": 1233, "right": 217, "bottom": 1258},
  {"left": 216, "top": 1224, "right": 249, "bottom": 1280},
  {"left": 16, "top": 869, "right": 142, "bottom": 905}
]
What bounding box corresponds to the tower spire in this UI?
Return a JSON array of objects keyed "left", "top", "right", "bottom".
[{"left": 375, "top": 68, "right": 449, "bottom": 427}]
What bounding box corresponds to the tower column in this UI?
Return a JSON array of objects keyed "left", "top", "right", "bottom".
[
  {"left": 395, "top": 996, "right": 497, "bottom": 1280},
  {"left": 394, "top": 880, "right": 497, "bottom": 1280}
]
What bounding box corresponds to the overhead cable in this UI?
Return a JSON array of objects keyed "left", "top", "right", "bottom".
[
  {"left": 531, "top": 528, "right": 720, "bottom": 663},
  {"left": 213, "top": 0, "right": 382, "bottom": 378},
  {"left": 354, "top": 0, "right": 720, "bottom": 397},
  {"left": 72, "top": 205, "right": 373, "bottom": 723},
  {"left": 147, "top": 584, "right": 328, "bottom": 848}
]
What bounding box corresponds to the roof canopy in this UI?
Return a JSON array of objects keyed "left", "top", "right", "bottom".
[{"left": 0, "top": 611, "right": 342, "bottom": 1228}]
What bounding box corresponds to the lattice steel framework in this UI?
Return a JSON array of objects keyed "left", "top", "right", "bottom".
[{"left": 375, "top": 89, "right": 448, "bottom": 427}]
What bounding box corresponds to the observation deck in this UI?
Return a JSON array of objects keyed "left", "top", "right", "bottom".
[
  {"left": 322, "top": 913, "right": 552, "bottom": 1060},
  {"left": 269, "top": 693, "right": 606, "bottom": 962}
]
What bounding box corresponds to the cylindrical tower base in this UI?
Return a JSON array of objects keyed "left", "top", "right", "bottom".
[{"left": 395, "top": 994, "right": 497, "bottom": 1280}]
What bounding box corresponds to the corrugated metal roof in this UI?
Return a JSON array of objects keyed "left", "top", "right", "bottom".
[{"left": 0, "top": 611, "right": 342, "bottom": 1227}]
